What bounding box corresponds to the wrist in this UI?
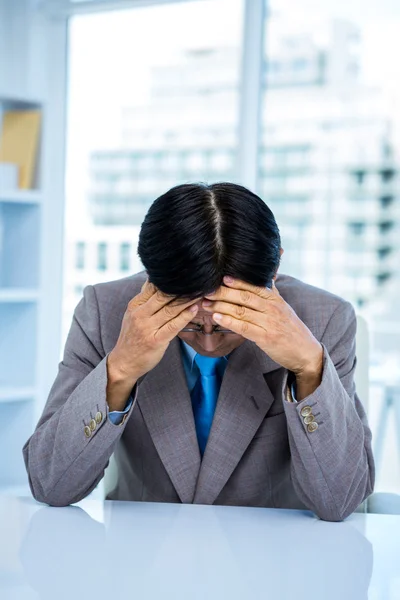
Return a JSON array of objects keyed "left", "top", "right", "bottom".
[
  {"left": 106, "top": 352, "right": 139, "bottom": 413},
  {"left": 295, "top": 342, "right": 324, "bottom": 380},
  {"left": 293, "top": 344, "right": 323, "bottom": 401},
  {"left": 107, "top": 350, "right": 140, "bottom": 386}
]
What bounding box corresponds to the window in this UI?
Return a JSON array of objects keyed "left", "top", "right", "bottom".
[
  {"left": 380, "top": 168, "right": 395, "bottom": 182},
  {"left": 380, "top": 195, "right": 394, "bottom": 208},
  {"left": 376, "top": 272, "right": 392, "bottom": 285},
  {"left": 354, "top": 170, "right": 366, "bottom": 185},
  {"left": 379, "top": 221, "right": 394, "bottom": 234},
  {"left": 260, "top": 0, "right": 400, "bottom": 494},
  {"left": 120, "top": 242, "right": 131, "bottom": 271},
  {"left": 97, "top": 242, "right": 107, "bottom": 271},
  {"left": 61, "top": 0, "right": 400, "bottom": 496},
  {"left": 292, "top": 58, "right": 309, "bottom": 71},
  {"left": 348, "top": 222, "right": 365, "bottom": 235},
  {"left": 63, "top": 0, "right": 244, "bottom": 337},
  {"left": 75, "top": 241, "right": 85, "bottom": 269},
  {"left": 377, "top": 247, "right": 392, "bottom": 259}
]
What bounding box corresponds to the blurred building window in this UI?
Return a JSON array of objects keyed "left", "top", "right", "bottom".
[
  {"left": 120, "top": 242, "right": 131, "bottom": 271},
  {"left": 380, "top": 195, "right": 394, "bottom": 208},
  {"left": 377, "top": 246, "right": 392, "bottom": 259},
  {"left": 379, "top": 221, "right": 394, "bottom": 234},
  {"left": 74, "top": 284, "right": 84, "bottom": 297},
  {"left": 380, "top": 168, "right": 395, "bottom": 182},
  {"left": 75, "top": 241, "right": 85, "bottom": 269},
  {"left": 349, "top": 222, "right": 366, "bottom": 235},
  {"left": 64, "top": 0, "right": 244, "bottom": 347},
  {"left": 260, "top": 2, "right": 400, "bottom": 493},
  {"left": 97, "top": 242, "right": 107, "bottom": 271}
]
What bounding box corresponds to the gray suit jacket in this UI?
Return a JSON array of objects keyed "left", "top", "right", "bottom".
[{"left": 23, "top": 271, "right": 375, "bottom": 521}]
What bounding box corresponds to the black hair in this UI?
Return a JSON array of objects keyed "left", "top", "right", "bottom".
[{"left": 137, "top": 182, "right": 281, "bottom": 301}]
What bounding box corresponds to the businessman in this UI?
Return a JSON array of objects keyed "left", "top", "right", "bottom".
[{"left": 23, "top": 182, "right": 375, "bottom": 520}]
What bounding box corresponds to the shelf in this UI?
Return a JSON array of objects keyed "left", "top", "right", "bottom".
[
  {"left": 0, "top": 190, "right": 42, "bottom": 204},
  {"left": 0, "top": 388, "right": 36, "bottom": 403},
  {"left": 0, "top": 289, "right": 39, "bottom": 302},
  {"left": 0, "top": 95, "right": 43, "bottom": 110}
]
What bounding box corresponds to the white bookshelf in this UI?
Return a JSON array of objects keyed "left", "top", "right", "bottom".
[
  {"left": 0, "top": 190, "right": 42, "bottom": 204},
  {"left": 0, "top": 0, "right": 69, "bottom": 500},
  {"left": 0, "top": 95, "right": 42, "bottom": 493},
  {"left": 0, "top": 289, "right": 40, "bottom": 302},
  {"left": 0, "top": 388, "right": 37, "bottom": 403}
]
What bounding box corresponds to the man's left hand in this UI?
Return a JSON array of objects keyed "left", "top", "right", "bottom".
[{"left": 202, "top": 276, "right": 323, "bottom": 379}]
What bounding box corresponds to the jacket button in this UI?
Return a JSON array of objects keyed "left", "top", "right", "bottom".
[
  {"left": 89, "top": 419, "right": 97, "bottom": 432},
  {"left": 84, "top": 426, "right": 91, "bottom": 438},
  {"left": 300, "top": 406, "right": 312, "bottom": 417},
  {"left": 95, "top": 411, "right": 103, "bottom": 425},
  {"left": 307, "top": 421, "right": 319, "bottom": 433},
  {"left": 304, "top": 414, "right": 315, "bottom": 424}
]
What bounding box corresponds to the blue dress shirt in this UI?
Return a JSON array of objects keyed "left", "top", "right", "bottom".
[{"left": 108, "top": 340, "right": 297, "bottom": 424}]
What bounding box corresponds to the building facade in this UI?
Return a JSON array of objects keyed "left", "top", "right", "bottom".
[{"left": 64, "top": 18, "right": 400, "bottom": 344}]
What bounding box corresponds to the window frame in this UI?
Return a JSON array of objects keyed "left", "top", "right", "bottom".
[{"left": 45, "top": 0, "right": 266, "bottom": 189}]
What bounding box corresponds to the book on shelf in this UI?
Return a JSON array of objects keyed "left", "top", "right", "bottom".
[{"left": 0, "top": 110, "right": 41, "bottom": 189}]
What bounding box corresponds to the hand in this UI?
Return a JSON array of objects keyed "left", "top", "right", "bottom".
[
  {"left": 108, "top": 279, "right": 201, "bottom": 384},
  {"left": 202, "top": 276, "right": 323, "bottom": 377}
]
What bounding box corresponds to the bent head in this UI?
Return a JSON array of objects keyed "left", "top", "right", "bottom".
[{"left": 137, "top": 182, "right": 283, "bottom": 356}]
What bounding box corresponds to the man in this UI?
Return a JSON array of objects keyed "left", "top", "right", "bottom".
[{"left": 23, "top": 182, "right": 375, "bottom": 521}]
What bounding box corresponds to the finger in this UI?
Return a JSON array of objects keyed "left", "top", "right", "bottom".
[
  {"left": 212, "top": 311, "right": 265, "bottom": 343},
  {"left": 133, "top": 280, "right": 200, "bottom": 316},
  {"left": 141, "top": 277, "right": 150, "bottom": 293},
  {"left": 155, "top": 303, "right": 199, "bottom": 343},
  {"left": 130, "top": 279, "right": 158, "bottom": 308},
  {"left": 219, "top": 277, "right": 275, "bottom": 300},
  {"left": 140, "top": 278, "right": 156, "bottom": 300},
  {"left": 203, "top": 301, "right": 266, "bottom": 324},
  {"left": 152, "top": 295, "right": 201, "bottom": 329},
  {"left": 204, "top": 286, "right": 267, "bottom": 313}
]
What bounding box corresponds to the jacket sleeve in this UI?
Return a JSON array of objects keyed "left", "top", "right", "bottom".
[
  {"left": 282, "top": 300, "right": 375, "bottom": 521},
  {"left": 23, "top": 285, "right": 137, "bottom": 507}
]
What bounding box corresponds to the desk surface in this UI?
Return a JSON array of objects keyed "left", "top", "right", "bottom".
[{"left": 0, "top": 495, "right": 399, "bottom": 600}]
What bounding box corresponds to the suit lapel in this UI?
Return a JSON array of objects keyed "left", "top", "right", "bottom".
[
  {"left": 137, "top": 335, "right": 282, "bottom": 506},
  {"left": 193, "top": 340, "right": 281, "bottom": 505},
  {"left": 137, "top": 338, "right": 201, "bottom": 504}
]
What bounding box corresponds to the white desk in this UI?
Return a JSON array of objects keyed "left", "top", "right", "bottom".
[{"left": 0, "top": 495, "right": 399, "bottom": 600}]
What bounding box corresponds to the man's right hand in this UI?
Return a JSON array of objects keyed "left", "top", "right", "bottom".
[{"left": 106, "top": 279, "right": 201, "bottom": 411}]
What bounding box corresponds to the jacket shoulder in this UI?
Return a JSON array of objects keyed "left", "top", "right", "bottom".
[
  {"left": 275, "top": 273, "right": 354, "bottom": 337},
  {"left": 90, "top": 270, "right": 148, "bottom": 310}
]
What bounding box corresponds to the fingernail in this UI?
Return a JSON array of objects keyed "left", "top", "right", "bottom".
[
  {"left": 190, "top": 305, "right": 198, "bottom": 312},
  {"left": 224, "top": 276, "right": 233, "bottom": 283}
]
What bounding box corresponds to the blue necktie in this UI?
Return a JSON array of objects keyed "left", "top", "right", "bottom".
[{"left": 191, "top": 354, "right": 223, "bottom": 456}]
